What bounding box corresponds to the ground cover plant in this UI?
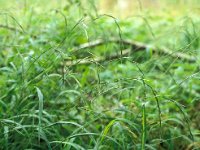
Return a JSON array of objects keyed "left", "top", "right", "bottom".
[{"left": 0, "top": 0, "right": 200, "bottom": 149}]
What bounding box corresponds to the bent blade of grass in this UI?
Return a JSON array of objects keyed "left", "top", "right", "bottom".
[
  {"left": 46, "top": 121, "right": 97, "bottom": 148},
  {"left": 50, "top": 141, "right": 85, "bottom": 150},
  {"left": 56, "top": 90, "right": 81, "bottom": 100},
  {"left": 1, "top": 119, "right": 28, "bottom": 135},
  {"left": 68, "top": 132, "right": 120, "bottom": 147},
  {"left": 46, "top": 121, "right": 83, "bottom": 129},
  {"left": 4, "top": 126, "right": 8, "bottom": 150},
  {"left": 94, "top": 119, "right": 116, "bottom": 149},
  {"left": 100, "top": 120, "right": 116, "bottom": 143},
  {"left": 35, "top": 87, "right": 43, "bottom": 143},
  {"left": 35, "top": 88, "right": 52, "bottom": 149}
]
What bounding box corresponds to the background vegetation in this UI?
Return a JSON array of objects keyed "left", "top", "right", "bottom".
[{"left": 0, "top": 0, "right": 200, "bottom": 149}]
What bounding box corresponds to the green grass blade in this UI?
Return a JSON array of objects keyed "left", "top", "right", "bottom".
[
  {"left": 142, "top": 104, "right": 146, "bottom": 150},
  {"left": 36, "top": 87, "right": 43, "bottom": 143}
]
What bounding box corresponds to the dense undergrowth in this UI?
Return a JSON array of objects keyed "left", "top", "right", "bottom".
[{"left": 0, "top": 0, "right": 200, "bottom": 149}]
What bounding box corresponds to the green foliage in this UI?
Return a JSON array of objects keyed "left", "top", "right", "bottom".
[{"left": 0, "top": 0, "right": 200, "bottom": 149}]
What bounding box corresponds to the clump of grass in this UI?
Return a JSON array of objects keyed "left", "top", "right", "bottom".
[{"left": 0, "top": 0, "right": 200, "bottom": 149}]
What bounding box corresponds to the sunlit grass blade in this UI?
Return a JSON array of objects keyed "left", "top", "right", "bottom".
[{"left": 35, "top": 87, "right": 43, "bottom": 144}]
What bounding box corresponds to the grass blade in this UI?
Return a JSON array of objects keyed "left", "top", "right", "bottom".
[
  {"left": 36, "top": 87, "right": 43, "bottom": 144},
  {"left": 142, "top": 104, "right": 146, "bottom": 150}
]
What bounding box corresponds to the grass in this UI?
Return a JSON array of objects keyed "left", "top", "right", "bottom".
[{"left": 0, "top": 0, "right": 200, "bottom": 149}]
